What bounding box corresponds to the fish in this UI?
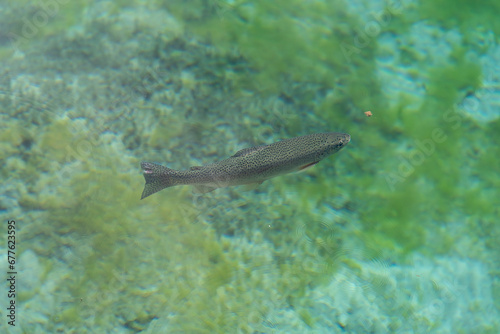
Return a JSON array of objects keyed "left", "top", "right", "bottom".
[{"left": 140, "top": 132, "right": 350, "bottom": 199}]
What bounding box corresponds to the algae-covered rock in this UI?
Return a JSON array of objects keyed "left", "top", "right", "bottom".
[{"left": 2, "top": 0, "right": 500, "bottom": 333}]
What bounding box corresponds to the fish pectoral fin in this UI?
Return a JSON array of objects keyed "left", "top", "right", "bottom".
[
  {"left": 240, "top": 181, "right": 264, "bottom": 192},
  {"left": 189, "top": 166, "right": 203, "bottom": 171},
  {"left": 192, "top": 184, "right": 218, "bottom": 194},
  {"left": 297, "top": 161, "right": 319, "bottom": 172}
]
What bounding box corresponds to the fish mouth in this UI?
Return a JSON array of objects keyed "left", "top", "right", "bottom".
[{"left": 340, "top": 133, "right": 351, "bottom": 145}]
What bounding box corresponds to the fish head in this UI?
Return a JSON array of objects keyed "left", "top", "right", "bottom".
[{"left": 316, "top": 132, "right": 351, "bottom": 158}]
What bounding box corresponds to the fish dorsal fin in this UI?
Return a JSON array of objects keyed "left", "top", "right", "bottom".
[{"left": 231, "top": 145, "right": 267, "bottom": 158}]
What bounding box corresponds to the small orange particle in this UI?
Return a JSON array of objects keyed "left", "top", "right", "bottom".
[{"left": 364, "top": 111, "right": 372, "bottom": 117}]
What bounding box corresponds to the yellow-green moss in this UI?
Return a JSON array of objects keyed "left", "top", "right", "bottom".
[
  {"left": 298, "top": 308, "right": 316, "bottom": 328},
  {"left": 39, "top": 118, "right": 75, "bottom": 162}
]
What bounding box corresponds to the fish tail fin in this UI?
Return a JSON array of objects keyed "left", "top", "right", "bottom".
[{"left": 140, "top": 162, "right": 178, "bottom": 199}]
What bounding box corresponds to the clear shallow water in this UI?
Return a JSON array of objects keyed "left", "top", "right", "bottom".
[{"left": 1, "top": 1, "right": 499, "bottom": 333}]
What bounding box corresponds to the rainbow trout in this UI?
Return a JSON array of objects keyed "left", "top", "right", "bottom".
[{"left": 140, "top": 132, "right": 350, "bottom": 199}]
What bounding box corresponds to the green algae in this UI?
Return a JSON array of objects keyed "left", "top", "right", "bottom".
[
  {"left": 159, "top": 0, "right": 364, "bottom": 96},
  {"left": 426, "top": 47, "right": 482, "bottom": 108},
  {"left": 419, "top": 0, "right": 500, "bottom": 40},
  {"left": 341, "top": 37, "right": 487, "bottom": 257},
  {"left": 298, "top": 308, "right": 316, "bottom": 328}
]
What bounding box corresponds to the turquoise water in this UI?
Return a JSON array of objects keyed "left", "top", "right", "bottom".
[{"left": 1, "top": 1, "right": 499, "bottom": 333}]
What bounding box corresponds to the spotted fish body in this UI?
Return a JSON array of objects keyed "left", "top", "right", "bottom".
[{"left": 140, "top": 132, "right": 350, "bottom": 199}]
